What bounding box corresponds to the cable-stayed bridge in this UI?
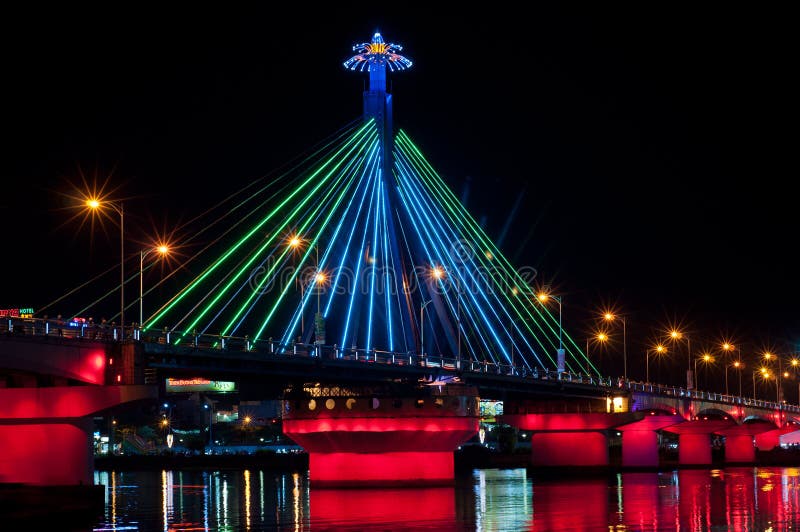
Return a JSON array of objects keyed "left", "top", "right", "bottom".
[{"left": 2, "top": 32, "right": 799, "bottom": 487}]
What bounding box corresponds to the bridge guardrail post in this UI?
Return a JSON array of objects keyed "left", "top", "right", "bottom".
[
  {"left": 245, "top": 335, "right": 250, "bottom": 351},
  {"left": 164, "top": 327, "right": 170, "bottom": 344},
  {"left": 220, "top": 335, "right": 226, "bottom": 350}
]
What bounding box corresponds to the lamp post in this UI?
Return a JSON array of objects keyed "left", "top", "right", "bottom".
[
  {"left": 763, "top": 352, "right": 782, "bottom": 403},
  {"left": 668, "top": 329, "right": 692, "bottom": 389},
  {"left": 585, "top": 332, "right": 608, "bottom": 376},
  {"left": 721, "top": 342, "right": 735, "bottom": 395},
  {"left": 730, "top": 360, "right": 744, "bottom": 397},
  {"left": 648, "top": 344, "right": 666, "bottom": 383},
  {"left": 603, "top": 312, "right": 627, "bottom": 380},
  {"left": 287, "top": 235, "right": 304, "bottom": 333},
  {"left": 139, "top": 244, "right": 169, "bottom": 327},
  {"left": 694, "top": 353, "right": 713, "bottom": 390},
  {"left": 86, "top": 199, "right": 124, "bottom": 337},
  {"left": 431, "top": 266, "right": 460, "bottom": 366},
  {"left": 537, "top": 292, "right": 563, "bottom": 372},
  {"left": 420, "top": 299, "right": 433, "bottom": 356}
]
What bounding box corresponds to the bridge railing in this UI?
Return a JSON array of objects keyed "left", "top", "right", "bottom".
[
  {"left": 4, "top": 315, "right": 797, "bottom": 413},
  {"left": 624, "top": 381, "right": 800, "bottom": 413}
]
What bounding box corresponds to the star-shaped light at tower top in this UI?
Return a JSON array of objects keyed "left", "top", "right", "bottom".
[{"left": 343, "top": 31, "right": 413, "bottom": 72}]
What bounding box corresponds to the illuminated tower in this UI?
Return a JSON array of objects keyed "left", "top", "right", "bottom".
[
  {"left": 344, "top": 32, "right": 417, "bottom": 352},
  {"left": 344, "top": 31, "right": 412, "bottom": 178}
]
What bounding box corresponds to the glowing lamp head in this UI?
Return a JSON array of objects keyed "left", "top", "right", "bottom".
[
  {"left": 703, "top": 354, "right": 712, "bottom": 362},
  {"left": 243, "top": 416, "right": 252, "bottom": 425},
  {"left": 86, "top": 198, "right": 100, "bottom": 209},
  {"left": 670, "top": 330, "right": 681, "bottom": 339},
  {"left": 315, "top": 272, "right": 327, "bottom": 284},
  {"left": 761, "top": 367, "right": 769, "bottom": 375},
  {"left": 431, "top": 266, "right": 445, "bottom": 281},
  {"left": 537, "top": 293, "right": 549, "bottom": 303},
  {"left": 511, "top": 287, "right": 519, "bottom": 296},
  {"left": 597, "top": 333, "right": 608, "bottom": 342},
  {"left": 344, "top": 31, "right": 413, "bottom": 72},
  {"left": 792, "top": 359, "right": 799, "bottom": 367},
  {"left": 764, "top": 352, "right": 773, "bottom": 360},
  {"left": 655, "top": 344, "right": 666, "bottom": 353},
  {"left": 604, "top": 312, "right": 614, "bottom": 321},
  {"left": 157, "top": 245, "right": 169, "bottom": 255},
  {"left": 734, "top": 361, "right": 741, "bottom": 368},
  {"left": 289, "top": 236, "right": 302, "bottom": 249},
  {"left": 784, "top": 372, "right": 790, "bottom": 378},
  {"left": 722, "top": 342, "right": 732, "bottom": 351}
]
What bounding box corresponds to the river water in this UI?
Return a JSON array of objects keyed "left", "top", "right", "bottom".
[{"left": 91, "top": 466, "right": 800, "bottom": 530}]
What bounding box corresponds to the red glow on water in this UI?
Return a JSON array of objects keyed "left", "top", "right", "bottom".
[
  {"left": 311, "top": 486, "right": 455, "bottom": 523},
  {"left": 310, "top": 451, "right": 455, "bottom": 485}
]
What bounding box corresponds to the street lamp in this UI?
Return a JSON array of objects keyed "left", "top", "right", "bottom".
[
  {"left": 585, "top": 332, "right": 608, "bottom": 376},
  {"left": 754, "top": 367, "right": 778, "bottom": 402},
  {"left": 603, "top": 312, "right": 627, "bottom": 380},
  {"left": 287, "top": 235, "right": 305, "bottom": 333},
  {"left": 86, "top": 198, "right": 125, "bottom": 336},
  {"left": 731, "top": 360, "right": 744, "bottom": 397},
  {"left": 721, "top": 342, "right": 742, "bottom": 397},
  {"left": 537, "top": 291, "right": 564, "bottom": 372},
  {"left": 420, "top": 299, "right": 433, "bottom": 356},
  {"left": 139, "top": 244, "right": 169, "bottom": 327},
  {"left": 763, "top": 352, "right": 783, "bottom": 402},
  {"left": 668, "top": 329, "right": 692, "bottom": 389},
  {"left": 694, "top": 353, "right": 714, "bottom": 390},
  {"left": 647, "top": 344, "right": 667, "bottom": 383},
  {"left": 792, "top": 358, "right": 800, "bottom": 405},
  {"left": 431, "top": 265, "right": 461, "bottom": 366}
]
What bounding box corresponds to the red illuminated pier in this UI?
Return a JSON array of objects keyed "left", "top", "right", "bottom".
[{"left": 282, "top": 383, "right": 479, "bottom": 486}]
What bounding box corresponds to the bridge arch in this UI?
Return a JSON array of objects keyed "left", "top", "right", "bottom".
[
  {"left": 743, "top": 414, "right": 775, "bottom": 425},
  {"left": 695, "top": 408, "right": 735, "bottom": 421}
]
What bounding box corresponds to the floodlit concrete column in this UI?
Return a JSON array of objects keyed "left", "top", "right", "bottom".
[
  {"left": 616, "top": 414, "right": 682, "bottom": 468},
  {"left": 501, "top": 412, "right": 630, "bottom": 467},
  {"left": 716, "top": 424, "right": 775, "bottom": 463},
  {"left": 663, "top": 420, "right": 733, "bottom": 466}
]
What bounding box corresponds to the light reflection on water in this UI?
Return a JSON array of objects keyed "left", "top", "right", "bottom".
[{"left": 92, "top": 466, "right": 800, "bottom": 530}]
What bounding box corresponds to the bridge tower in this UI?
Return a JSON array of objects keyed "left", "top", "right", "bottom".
[{"left": 343, "top": 31, "right": 418, "bottom": 353}]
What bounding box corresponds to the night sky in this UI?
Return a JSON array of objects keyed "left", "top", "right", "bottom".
[{"left": 1, "top": 6, "right": 795, "bottom": 375}]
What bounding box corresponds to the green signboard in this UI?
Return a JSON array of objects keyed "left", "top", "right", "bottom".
[{"left": 165, "top": 378, "right": 237, "bottom": 393}]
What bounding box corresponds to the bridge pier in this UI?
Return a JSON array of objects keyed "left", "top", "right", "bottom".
[
  {"left": 616, "top": 414, "right": 682, "bottom": 468},
  {"left": 0, "top": 385, "right": 156, "bottom": 485},
  {"left": 282, "top": 384, "right": 479, "bottom": 486},
  {"left": 716, "top": 423, "right": 775, "bottom": 463},
  {"left": 662, "top": 420, "right": 733, "bottom": 466},
  {"left": 500, "top": 413, "right": 628, "bottom": 467}
]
